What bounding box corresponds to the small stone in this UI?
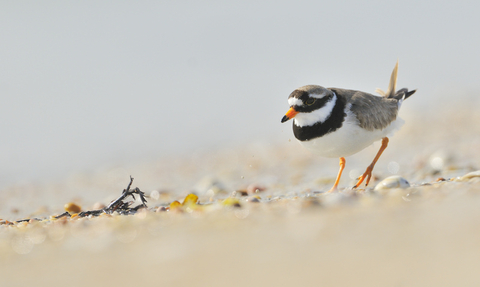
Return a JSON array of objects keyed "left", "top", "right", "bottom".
[
  {"left": 222, "top": 197, "right": 241, "bottom": 208},
  {"left": 374, "top": 176, "right": 410, "bottom": 191},
  {"left": 169, "top": 201, "right": 182, "bottom": 212},
  {"left": 64, "top": 202, "right": 82, "bottom": 213},
  {"left": 247, "top": 184, "right": 265, "bottom": 194},
  {"left": 182, "top": 194, "right": 199, "bottom": 206},
  {"left": 236, "top": 190, "right": 249, "bottom": 196},
  {"left": 246, "top": 196, "right": 261, "bottom": 202},
  {"left": 156, "top": 206, "right": 167, "bottom": 212}
]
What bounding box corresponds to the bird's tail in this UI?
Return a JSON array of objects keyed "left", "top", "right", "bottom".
[{"left": 375, "top": 61, "right": 416, "bottom": 100}]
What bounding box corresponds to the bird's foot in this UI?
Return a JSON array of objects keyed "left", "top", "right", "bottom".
[{"left": 353, "top": 165, "right": 373, "bottom": 188}]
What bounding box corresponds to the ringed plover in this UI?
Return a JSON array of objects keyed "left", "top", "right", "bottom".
[{"left": 281, "top": 61, "right": 416, "bottom": 192}]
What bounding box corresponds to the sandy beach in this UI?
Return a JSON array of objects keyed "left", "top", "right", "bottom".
[
  {"left": 1, "top": 104, "right": 479, "bottom": 287},
  {"left": 2, "top": 2, "right": 480, "bottom": 286}
]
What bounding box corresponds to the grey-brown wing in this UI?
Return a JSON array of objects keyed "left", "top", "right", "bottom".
[{"left": 330, "top": 88, "right": 399, "bottom": 131}]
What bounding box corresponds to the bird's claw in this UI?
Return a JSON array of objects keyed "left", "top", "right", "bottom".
[{"left": 353, "top": 167, "right": 373, "bottom": 188}]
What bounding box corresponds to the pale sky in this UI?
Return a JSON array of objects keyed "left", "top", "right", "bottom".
[{"left": 1, "top": 1, "right": 479, "bottom": 186}]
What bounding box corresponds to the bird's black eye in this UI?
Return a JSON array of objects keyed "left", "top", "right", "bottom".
[{"left": 305, "top": 98, "right": 316, "bottom": 105}]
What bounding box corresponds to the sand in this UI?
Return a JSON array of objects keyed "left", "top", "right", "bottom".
[{"left": 1, "top": 105, "right": 480, "bottom": 287}]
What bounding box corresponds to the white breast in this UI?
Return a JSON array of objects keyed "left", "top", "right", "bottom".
[{"left": 297, "top": 104, "right": 404, "bottom": 158}]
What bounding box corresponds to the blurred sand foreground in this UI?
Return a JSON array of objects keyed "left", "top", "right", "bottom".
[{"left": 1, "top": 102, "right": 480, "bottom": 287}]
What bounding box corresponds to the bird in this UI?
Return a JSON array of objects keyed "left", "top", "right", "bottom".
[{"left": 281, "top": 61, "right": 416, "bottom": 192}]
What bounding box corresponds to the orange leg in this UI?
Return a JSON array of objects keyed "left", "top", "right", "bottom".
[
  {"left": 328, "top": 157, "right": 346, "bottom": 193},
  {"left": 354, "top": 137, "right": 389, "bottom": 188}
]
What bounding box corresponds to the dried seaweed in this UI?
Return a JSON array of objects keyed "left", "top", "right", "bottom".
[
  {"left": 78, "top": 176, "right": 148, "bottom": 217},
  {"left": 102, "top": 176, "right": 148, "bottom": 215},
  {"left": 12, "top": 176, "right": 148, "bottom": 223}
]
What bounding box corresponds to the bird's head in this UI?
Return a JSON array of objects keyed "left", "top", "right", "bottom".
[{"left": 281, "top": 85, "right": 336, "bottom": 126}]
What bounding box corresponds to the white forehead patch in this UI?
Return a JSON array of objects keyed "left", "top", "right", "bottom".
[
  {"left": 288, "top": 97, "right": 303, "bottom": 107},
  {"left": 293, "top": 93, "right": 337, "bottom": 127}
]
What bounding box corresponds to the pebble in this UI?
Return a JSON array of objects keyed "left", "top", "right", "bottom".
[
  {"left": 169, "top": 201, "right": 182, "bottom": 211},
  {"left": 236, "top": 190, "right": 249, "bottom": 196},
  {"left": 156, "top": 206, "right": 167, "bottom": 212},
  {"left": 222, "top": 197, "right": 241, "bottom": 208},
  {"left": 246, "top": 196, "right": 261, "bottom": 202},
  {"left": 64, "top": 202, "right": 82, "bottom": 213},
  {"left": 374, "top": 176, "right": 410, "bottom": 191},
  {"left": 247, "top": 184, "right": 265, "bottom": 194},
  {"left": 182, "top": 194, "right": 199, "bottom": 206}
]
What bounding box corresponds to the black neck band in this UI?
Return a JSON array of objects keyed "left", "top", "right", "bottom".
[{"left": 292, "top": 93, "right": 347, "bottom": 141}]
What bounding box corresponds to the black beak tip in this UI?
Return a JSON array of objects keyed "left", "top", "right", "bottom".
[{"left": 281, "top": 115, "right": 290, "bottom": 123}]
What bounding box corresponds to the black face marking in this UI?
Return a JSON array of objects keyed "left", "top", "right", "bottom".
[
  {"left": 292, "top": 94, "right": 347, "bottom": 141},
  {"left": 288, "top": 89, "right": 333, "bottom": 113}
]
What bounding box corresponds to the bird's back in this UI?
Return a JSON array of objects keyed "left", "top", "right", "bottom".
[{"left": 330, "top": 88, "right": 401, "bottom": 131}]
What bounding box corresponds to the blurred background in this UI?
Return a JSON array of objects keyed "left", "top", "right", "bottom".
[
  {"left": 1, "top": 0, "right": 479, "bottom": 189},
  {"left": 3, "top": 3, "right": 480, "bottom": 285}
]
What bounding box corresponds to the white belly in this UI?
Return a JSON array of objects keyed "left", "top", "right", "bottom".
[{"left": 297, "top": 114, "right": 404, "bottom": 158}]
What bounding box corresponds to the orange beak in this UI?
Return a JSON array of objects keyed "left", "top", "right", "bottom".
[{"left": 281, "top": 107, "right": 298, "bottom": 123}]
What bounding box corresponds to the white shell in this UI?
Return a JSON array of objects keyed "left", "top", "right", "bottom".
[
  {"left": 458, "top": 170, "right": 480, "bottom": 182},
  {"left": 374, "top": 176, "right": 410, "bottom": 191}
]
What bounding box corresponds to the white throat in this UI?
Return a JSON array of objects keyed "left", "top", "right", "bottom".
[{"left": 293, "top": 93, "right": 337, "bottom": 127}]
